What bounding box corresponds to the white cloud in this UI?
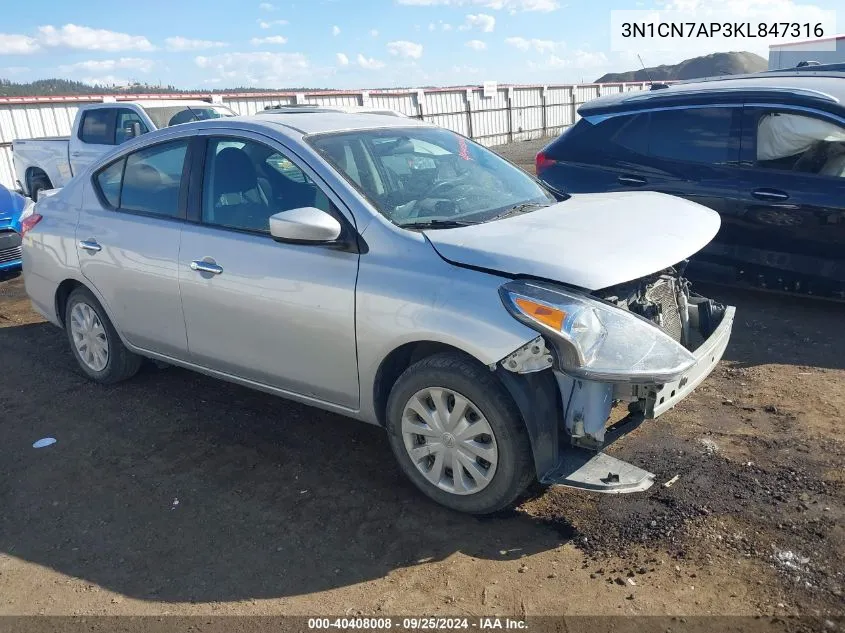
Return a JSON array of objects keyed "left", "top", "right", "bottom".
[
  {"left": 336, "top": 52, "right": 349, "bottom": 65},
  {"left": 250, "top": 36, "right": 288, "bottom": 45},
  {"left": 0, "top": 34, "right": 40, "bottom": 55},
  {"left": 0, "top": 65, "right": 31, "bottom": 74},
  {"left": 505, "top": 36, "right": 561, "bottom": 53},
  {"left": 541, "top": 50, "right": 609, "bottom": 69},
  {"left": 370, "top": 29, "right": 379, "bottom": 37},
  {"left": 258, "top": 2, "right": 277, "bottom": 10},
  {"left": 258, "top": 19, "right": 288, "bottom": 28},
  {"left": 332, "top": 25, "right": 341, "bottom": 36},
  {"left": 195, "top": 51, "right": 310, "bottom": 86},
  {"left": 37, "top": 24, "right": 155, "bottom": 52},
  {"left": 387, "top": 40, "right": 423, "bottom": 59},
  {"left": 460, "top": 13, "right": 495, "bottom": 32},
  {"left": 357, "top": 53, "right": 385, "bottom": 69},
  {"left": 165, "top": 36, "right": 228, "bottom": 52},
  {"left": 59, "top": 57, "right": 155, "bottom": 73},
  {"left": 396, "top": 0, "right": 558, "bottom": 12},
  {"left": 465, "top": 39, "right": 487, "bottom": 51}
]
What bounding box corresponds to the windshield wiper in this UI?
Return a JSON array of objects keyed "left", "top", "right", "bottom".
[
  {"left": 397, "top": 219, "right": 477, "bottom": 230},
  {"left": 489, "top": 202, "right": 550, "bottom": 222}
]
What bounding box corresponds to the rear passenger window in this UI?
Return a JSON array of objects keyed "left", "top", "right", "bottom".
[
  {"left": 121, "top": 141, "right": 188, "bottom": 217},
  {"left": 648, "top": 108, "right": 739, "bottom": 165},
  {"left": 92, "top": 139, "right": 188, "bottom": 218},
  {"left": 80, "top": 110, "right": 114, "bottom": 145}
]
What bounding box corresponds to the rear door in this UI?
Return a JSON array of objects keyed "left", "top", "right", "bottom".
[
  {"left": 70, "top": 108, "right": 118, "bottom": 176},
  {"left": 77, "top": 135, "right": 193, "bottom": 358},
  {"left": 728, "top": 105, "right": 845, "bottom": 297}
]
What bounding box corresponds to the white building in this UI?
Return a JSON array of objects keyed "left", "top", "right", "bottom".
[{"left": 769, "top": 35, "right": 845, "bottom": 69}]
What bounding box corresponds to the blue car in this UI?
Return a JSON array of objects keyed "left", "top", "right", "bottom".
[{"left": 0, "top": 184, "right": 26, "bottom": 272}]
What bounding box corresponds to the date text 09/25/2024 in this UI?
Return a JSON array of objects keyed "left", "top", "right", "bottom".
[{"left": 307, "top": 617, "right": 528, "bottom": 630}]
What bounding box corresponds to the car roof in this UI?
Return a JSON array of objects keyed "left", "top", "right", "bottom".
[
  {"left": 241, "top": 111, "right": 431, "bottom": 135},
  {"left": 579, "top": 73, "right": 845, "bottom": 116}
]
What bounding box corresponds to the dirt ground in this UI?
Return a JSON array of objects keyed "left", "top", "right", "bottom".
[{"left": 0, "top": 139, "right": 842, "bottom": 624}]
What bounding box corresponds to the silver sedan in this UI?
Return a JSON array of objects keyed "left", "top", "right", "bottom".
[{"left": 20, "top": 112, "right": 734, "bottom": 514}]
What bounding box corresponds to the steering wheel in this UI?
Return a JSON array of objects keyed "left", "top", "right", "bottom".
[{"left": 420, "top": 172, "right": 473, "bottom": 200}]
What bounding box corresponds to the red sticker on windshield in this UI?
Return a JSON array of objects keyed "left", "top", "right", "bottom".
[{"left": 458, "top": 137, "right": 471, "bottom": 161}]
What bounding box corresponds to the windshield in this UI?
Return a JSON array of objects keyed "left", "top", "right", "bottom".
[
  {"left": 144, "top": 105, "right": 236, "bottom": 129},
  {"left": 309, "top": 127, "right": 557, "bottom": 227}
]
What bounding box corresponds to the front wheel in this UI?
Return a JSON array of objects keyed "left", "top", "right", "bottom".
[{"left": 386, "top": 352, "right": 534, "bottom": 514}]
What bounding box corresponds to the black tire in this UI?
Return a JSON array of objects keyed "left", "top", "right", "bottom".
[
  {"left": 29, "top": 174, "right": 51, "bottom": 201},
  {"left": 65, "top": 287, "right": 142, "bottom": 384},
  {"left": 386, "top": 352, "right": 534, "bottom": 514}
]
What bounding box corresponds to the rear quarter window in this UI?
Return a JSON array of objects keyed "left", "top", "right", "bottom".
[{"left": 543, "top": 114, "right": 650, "bottom": 161}]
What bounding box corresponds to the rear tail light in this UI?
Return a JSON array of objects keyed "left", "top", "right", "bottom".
[
  {"left": 535, "top": 151, "right": 556, "bottom": 175},
  {"left": 20, "top": 213, "right": 43, "bottom": 238}
]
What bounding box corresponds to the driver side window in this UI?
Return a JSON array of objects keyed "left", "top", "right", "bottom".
[{"left": 201, "top": 137, "right": 331, "bottom": 233}]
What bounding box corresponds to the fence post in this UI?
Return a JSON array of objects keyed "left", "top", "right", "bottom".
[
  {"left": 415, "top": 89, "right": 426, "bottom": 121},
  {"left": 541, "top": 85, "right": 547, "bottom": 138},
  {"left": 464, "top": 89, "right": 474, "bottom": 140},
  {"left": 507, "top": 86, "right": 514, "bottom": 143}
]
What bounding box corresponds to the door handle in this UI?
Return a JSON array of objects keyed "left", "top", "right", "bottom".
[
  {"left": 71, "top": 152, "right": 82, "bottom": 157},
  {"left": 618, "top": 175, "right": 647, "bottom": 186},
  {"left": 78, "top": 239, "right": 102, "bottom": 253},
  {"left": 190, "top": 260, "right": 223, "bottom": 275},
  {"left": 752, "top": 188, "right": 789, "bottom": 201}
]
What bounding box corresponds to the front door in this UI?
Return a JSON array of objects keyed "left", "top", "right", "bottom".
[
  {"left": 178, "top": 132, "right": 360, "bottom": 408},
  {"left": 77, "top": 137, "right": 191, "bottom": 358}
]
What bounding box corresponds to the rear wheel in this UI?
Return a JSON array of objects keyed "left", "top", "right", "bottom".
[
  {"left": 386, "top": 352, "right": 534, "bottom": 514},
  {"left": 29, "top": 173, "right": 51, "bottom": 201},
  {"left": 65, "top": 287, "right": 142, "bottom": 384}
]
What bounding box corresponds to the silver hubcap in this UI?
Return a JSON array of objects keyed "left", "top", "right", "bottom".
[
  {"left": 69, "top": 302, "right": 109, "bottom": 372},
  {"left": 401, "top": 387, "right": 498, "bottom": 496}
]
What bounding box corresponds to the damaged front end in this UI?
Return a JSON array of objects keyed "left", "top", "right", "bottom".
[{"left": 497, "top": 266, "right": 735, "bottom": 494}]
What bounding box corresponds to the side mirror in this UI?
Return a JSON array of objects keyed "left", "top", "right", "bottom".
[
  {"left": 127, "top": 122, "right": 142, "bottom": 139},
  {"left": 269, "top": 207, "right": 342, "bottom": 243}
]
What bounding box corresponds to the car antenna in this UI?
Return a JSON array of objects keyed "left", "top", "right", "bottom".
[{"left": 638, "top": 54, "right": 670, "bottom": 90}]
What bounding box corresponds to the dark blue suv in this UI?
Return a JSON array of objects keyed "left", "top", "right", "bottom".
[{"left": 536, "top": 69, "right": 845, "bottom": 300}]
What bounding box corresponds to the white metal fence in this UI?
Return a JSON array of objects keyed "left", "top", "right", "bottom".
[{"left": 0, "top": 82, "right": 650, "bottom": 191}]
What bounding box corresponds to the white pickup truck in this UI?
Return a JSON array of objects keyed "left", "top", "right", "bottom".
[{"left": 13, "top": 99, "right": 236, "bottom": 199}]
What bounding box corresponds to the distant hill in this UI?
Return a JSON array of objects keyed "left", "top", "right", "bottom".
[
  {"left": 0, "top": 78, "right": 335, "bottom": 97},
  {"left": 594, "top": 51, "right": 767, "bottom": 83}
]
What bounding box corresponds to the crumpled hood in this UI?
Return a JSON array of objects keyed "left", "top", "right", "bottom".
[{"left": 423, "top": 191, "right": 721, "bottom": 291}]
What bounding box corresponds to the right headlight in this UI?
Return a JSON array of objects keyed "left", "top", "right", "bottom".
[{"left": 499, "top": 279, "right": 695, "bottom": 384}]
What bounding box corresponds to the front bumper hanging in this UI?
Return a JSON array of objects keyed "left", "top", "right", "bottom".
[{"left": 537, "top": 304, "right": 735, "bottom": 494}]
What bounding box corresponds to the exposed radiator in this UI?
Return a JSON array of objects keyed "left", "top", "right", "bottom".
[{"left": 644, "top": 278, "right": 683, "bottom": 343}]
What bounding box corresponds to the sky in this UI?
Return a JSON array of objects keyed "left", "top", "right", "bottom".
[{"left": 0, "top": 0, "right": 841, "bottom": 90}]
